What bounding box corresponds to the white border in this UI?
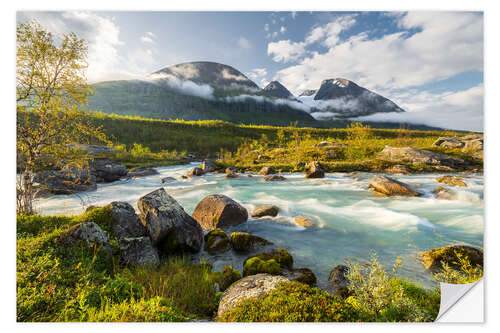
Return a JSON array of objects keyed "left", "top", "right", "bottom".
[{"left": 2, "top": 0, "right": 498, "bottom": 331}]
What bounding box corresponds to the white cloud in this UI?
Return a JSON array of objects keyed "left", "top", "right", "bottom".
[
  {"left": 305, "top": 15, "right": 356, "bottom": 46},
  {"left": 273, "top": 12, "right": 483, "bottom": 94},
  {"left": 267, "top": 40, "right": 307, "bottom": 63},
  {"left": 246, "top": 68, "right": 268, "bottom": 87},
  {"left": 280, "top": 26, "right": 287, "bottom": 34},
  {"left": 264, "top": 23, "right": 269, "bottom": 32},
  {"left": 237, "top": 36, "right": 252, "bottom": 49},
  {"left": 352, "top": 84, "right": 484, "bottom": 131},
  {"left": 140, "top": 35, "right": 155, "bottom": 44}
]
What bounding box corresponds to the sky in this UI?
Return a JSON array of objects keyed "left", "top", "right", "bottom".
[{"left": 17, "top": 11, "right": 484, "bottom": 131}]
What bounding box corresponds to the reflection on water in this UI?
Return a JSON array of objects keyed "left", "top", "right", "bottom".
[{"left": 35, "top": 162, "right": 484, "bottom": 290}]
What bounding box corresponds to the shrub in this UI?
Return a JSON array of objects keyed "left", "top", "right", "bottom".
[
  {"left": 85, "top": 297, "right": 187, "bottom": 322},
  {"left": 210, "top": 266, "right": 242, "bottom": 291},
  {"left": 432, "top": 251, "right": 483, "bottom": 284},
  {"left": 218, "top": 282, "right": 362, "bottom": 322},
  {"left": 346, "top": 254, "right": 438, "bottom": 322}
]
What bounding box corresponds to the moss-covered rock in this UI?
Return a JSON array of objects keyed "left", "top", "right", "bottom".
[
  {"left": 436, "top": 175, "right": 467, "bottom": 187},
  {"left": 230, "top": 232, "right": 272, "bottom": 252},
  {"left": 243, "top": 257, "right": 281, "bottom": 276},
  {"left": 418, "top": 244, "right": 483, "bottom": 272},
  {"left": 73, "top": 206, "right": 115, "bottom": 234},
  {"left": 210, "top": 266, "right": 242, "bottom": 291},
  {"left": 243, "top": 249, "right": 294, "bottom": 272},
  {"left": 204, "top": 229, "right": 232, "bottom": 254}
]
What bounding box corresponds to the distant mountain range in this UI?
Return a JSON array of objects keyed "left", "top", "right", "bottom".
[{"left": 88, "top": 61, "right": 405, "bottom": 126}]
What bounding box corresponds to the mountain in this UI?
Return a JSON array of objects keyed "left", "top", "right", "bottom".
[
  {"left": 88, "top": 62, "right": 315, "bottom": 125},
  {"left": 299, "top": 89, "right": 317, "bottom": 97},
  {"left": 149, "top": 61, "right": 259, "bottom": 90},
  {"left": 263, "top": 81, "right": 294, "bottom": 99},
  {"left": 298, "top": 78, "right": 404, "bottom": 118}
]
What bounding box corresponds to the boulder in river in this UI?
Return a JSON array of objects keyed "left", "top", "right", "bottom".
[
  {"left": 127, "top": 166, "right": 159, "bottom": 178},
  {"left": 138, "top": 188, "right": 203, "bottom": 253},
  {"left": 243, "top": 249, "right": 294, "bottom": 276},
  {"left": 230, "top": 232, "right": 273, "bottom": 252},
  {"left": 433, "top": 186, "right": 454, "bottom": 200},
  {"left": 305, "top": 161, "right": 325, "bottom": 178},
  {"left": 329, "top": 264, "right": 350, "bottom": 298},
  {"left": 107, "top": 201, "right": 148, "bottom": 239},
  {"left": 204, "top": 229, "right": 232, "bottom": 254},
  {"left": 263, "top": 175, "right": 286, "bottom": 181},
  {"left": 369, "top": 175, "right": 421, "bottom": 197},
  {"left": 293, "top": 216, "right": 315, "bottom": 227},
  {"left": 377, "top": 146, "right": 467, "bottom": 170},
  {"left": 33, "top": 169, "right": 97, "bottom": 194},
  {"left": 192, "top": 194, "right": 248, "bottom": 230},
  {"left": 201, "top": 159, "right": 216, "bottom": 173},
  {"left": 251, "top": 205, "right": 279, "bottom": 218},
  {"left": 187, "top": 167, "right": 204, "bottom": 176},
  {"left": 89, "top": 158, "right": 128, "bottom": 182},
  {"left": 118, "top": 236, "right": 160, "bottom": 267},
  {"left": 225, "top": 171, "right": 238, "bottom": 179},
  {"left": 217, "top": 274, "right": 291, "bottom": 318},
  {"left": 258, "top": 166, "right": 276, "bottom": 175},
  {"left": 161, "top": 176, "right": 176, "bottom": 183},
  {"left": 418, "top": 244, "right": 483, "bottom": 272},
  {"left": 436, "top": 175, "right": 467, "bottom": 187}
]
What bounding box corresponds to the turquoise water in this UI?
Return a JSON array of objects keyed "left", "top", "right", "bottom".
[{"left": 36, "top": 162, "right": 484, "bottom": 290}]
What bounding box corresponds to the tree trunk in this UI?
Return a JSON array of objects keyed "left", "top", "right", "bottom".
[{"left": 17, "top": 168, "right": 34, "bottom": 215}]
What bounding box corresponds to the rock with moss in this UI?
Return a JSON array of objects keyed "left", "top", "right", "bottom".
[
  {"left": 187, "top": 167, "right": 204, "bottom": 176},
  {"left": 118, "top": 236, "right": 160, "bottom": 267},
  {"left": 107, "top": 201, "right": 148, "bottom": 239},
  {"left": 385, "top": 164, "right": 410, "bottom": 175},
  {"left": 282, "top": 268, "right": 317, "bottom": 287},
  {"left": 65, "top": 222, "right": 109, "bottom": 247},
  {"left": 243, "top": 257, "right": 281, "bottom": 277},
  {"left": 230, "top": 232, "right": 273, "bottom": 252},
  {"left": 293, "top": 216, "right": 315, "bottom": 227},
  {"left": 436, "top": 175, "right": 467, "bottom": 187},
  {"left": 418, "top": 244, "right": 483, "bottom": 272},
  {"left": 329, "top": 265, "right": 350, "bottom": 298},
  {"left": 192, "top": 194, "right": 248, "bottom": 230},
  {"left": 305, "top": 161, "right": 325, "bottom": 178},
  {"left": 377, "top": 146, "right": 468, "bottom": 170},
  {"left": 217, "top": 273, "right": 291, "bottom": 318},
  {"left": 138, "top": 188, "right": 203, "bottom": 253},
  {"left": 258, "top": 166, "right": 276, "bottom": 175},
  {"left": 369, "top": 175, "right": 421, "bottom": 197},
  {"left": 210, "top": 266, "right": 242, "bottom": 291},
  {"left": 204, "top": 229, "right": 232, "bottom": 254},
  {"left": 263, "top": 175, "right": 286, "bottom": 181},
  {"left": 244, "top": 249, "right": 294, "bottom": 271},
  {"left": 33, "top": 169, "right": 97, "bottom": 195},
  {"left": 251, "top": 205, "right": 279, "bottom": 218}
]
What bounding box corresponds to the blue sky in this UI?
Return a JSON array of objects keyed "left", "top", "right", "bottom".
[{"left": 17, "top": 11, "right": 483, "bottom": 131}]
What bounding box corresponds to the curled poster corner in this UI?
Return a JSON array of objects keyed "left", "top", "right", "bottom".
[{"left": 435, "top": 278, "right": 483, "bottom": 322}]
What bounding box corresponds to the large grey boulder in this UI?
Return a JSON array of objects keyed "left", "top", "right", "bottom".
[
  {"left": 33, "top": 169, "right": 97, "bottom": 194},
  {"left": 118, "top": 237, "right": 160, "bottom": 267},
  {"left": 192, "top": 194, "right": 248, "bottom": 230},
  {"left": 369, "top": 175, "right": 421, "bottom": 197},
  {"left": 65, "top": 222, "right": 109, "bottom": 247},
  {"left": 89, "top": 158, "right": 128, "bottom": 182},
  {"left": 138, "top": 188, "right": 203, "bottom": 253},
  {"left": 108, "top": 201, "right": 148, "bottom": 239},
  {"left": 377, "top": 146, "right": 467, "bottom": 169},
  {"left": 217, "top": 274, "right": 290, "bottom": 318}
]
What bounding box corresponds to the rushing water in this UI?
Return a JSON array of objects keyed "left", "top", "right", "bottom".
[{"left": 35, "top": 162, "right": 484, "bottom": 290}]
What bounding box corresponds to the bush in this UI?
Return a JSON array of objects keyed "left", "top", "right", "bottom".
[
  {"left": 218, "top": 282, "right": 362, "bottom": 322},
  {"left": 346, "top": 254, "right": 438, "bottom": 322},
  {"left": 432, "top": 251, "right": 483, "bottom": 284},
  {"left": 85, "top": 297, "right": 186, "bottom": 322},
  {"left": 210, "top": 266, "right": 241, "bottom": 291}
]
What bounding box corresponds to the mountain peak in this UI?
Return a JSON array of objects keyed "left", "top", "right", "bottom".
[
  {"left": 263, "top": 81, "right": 294, "bottom": 99},
  {"left": 149, "top": 61, "right": 259, "bottom": 89}
]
